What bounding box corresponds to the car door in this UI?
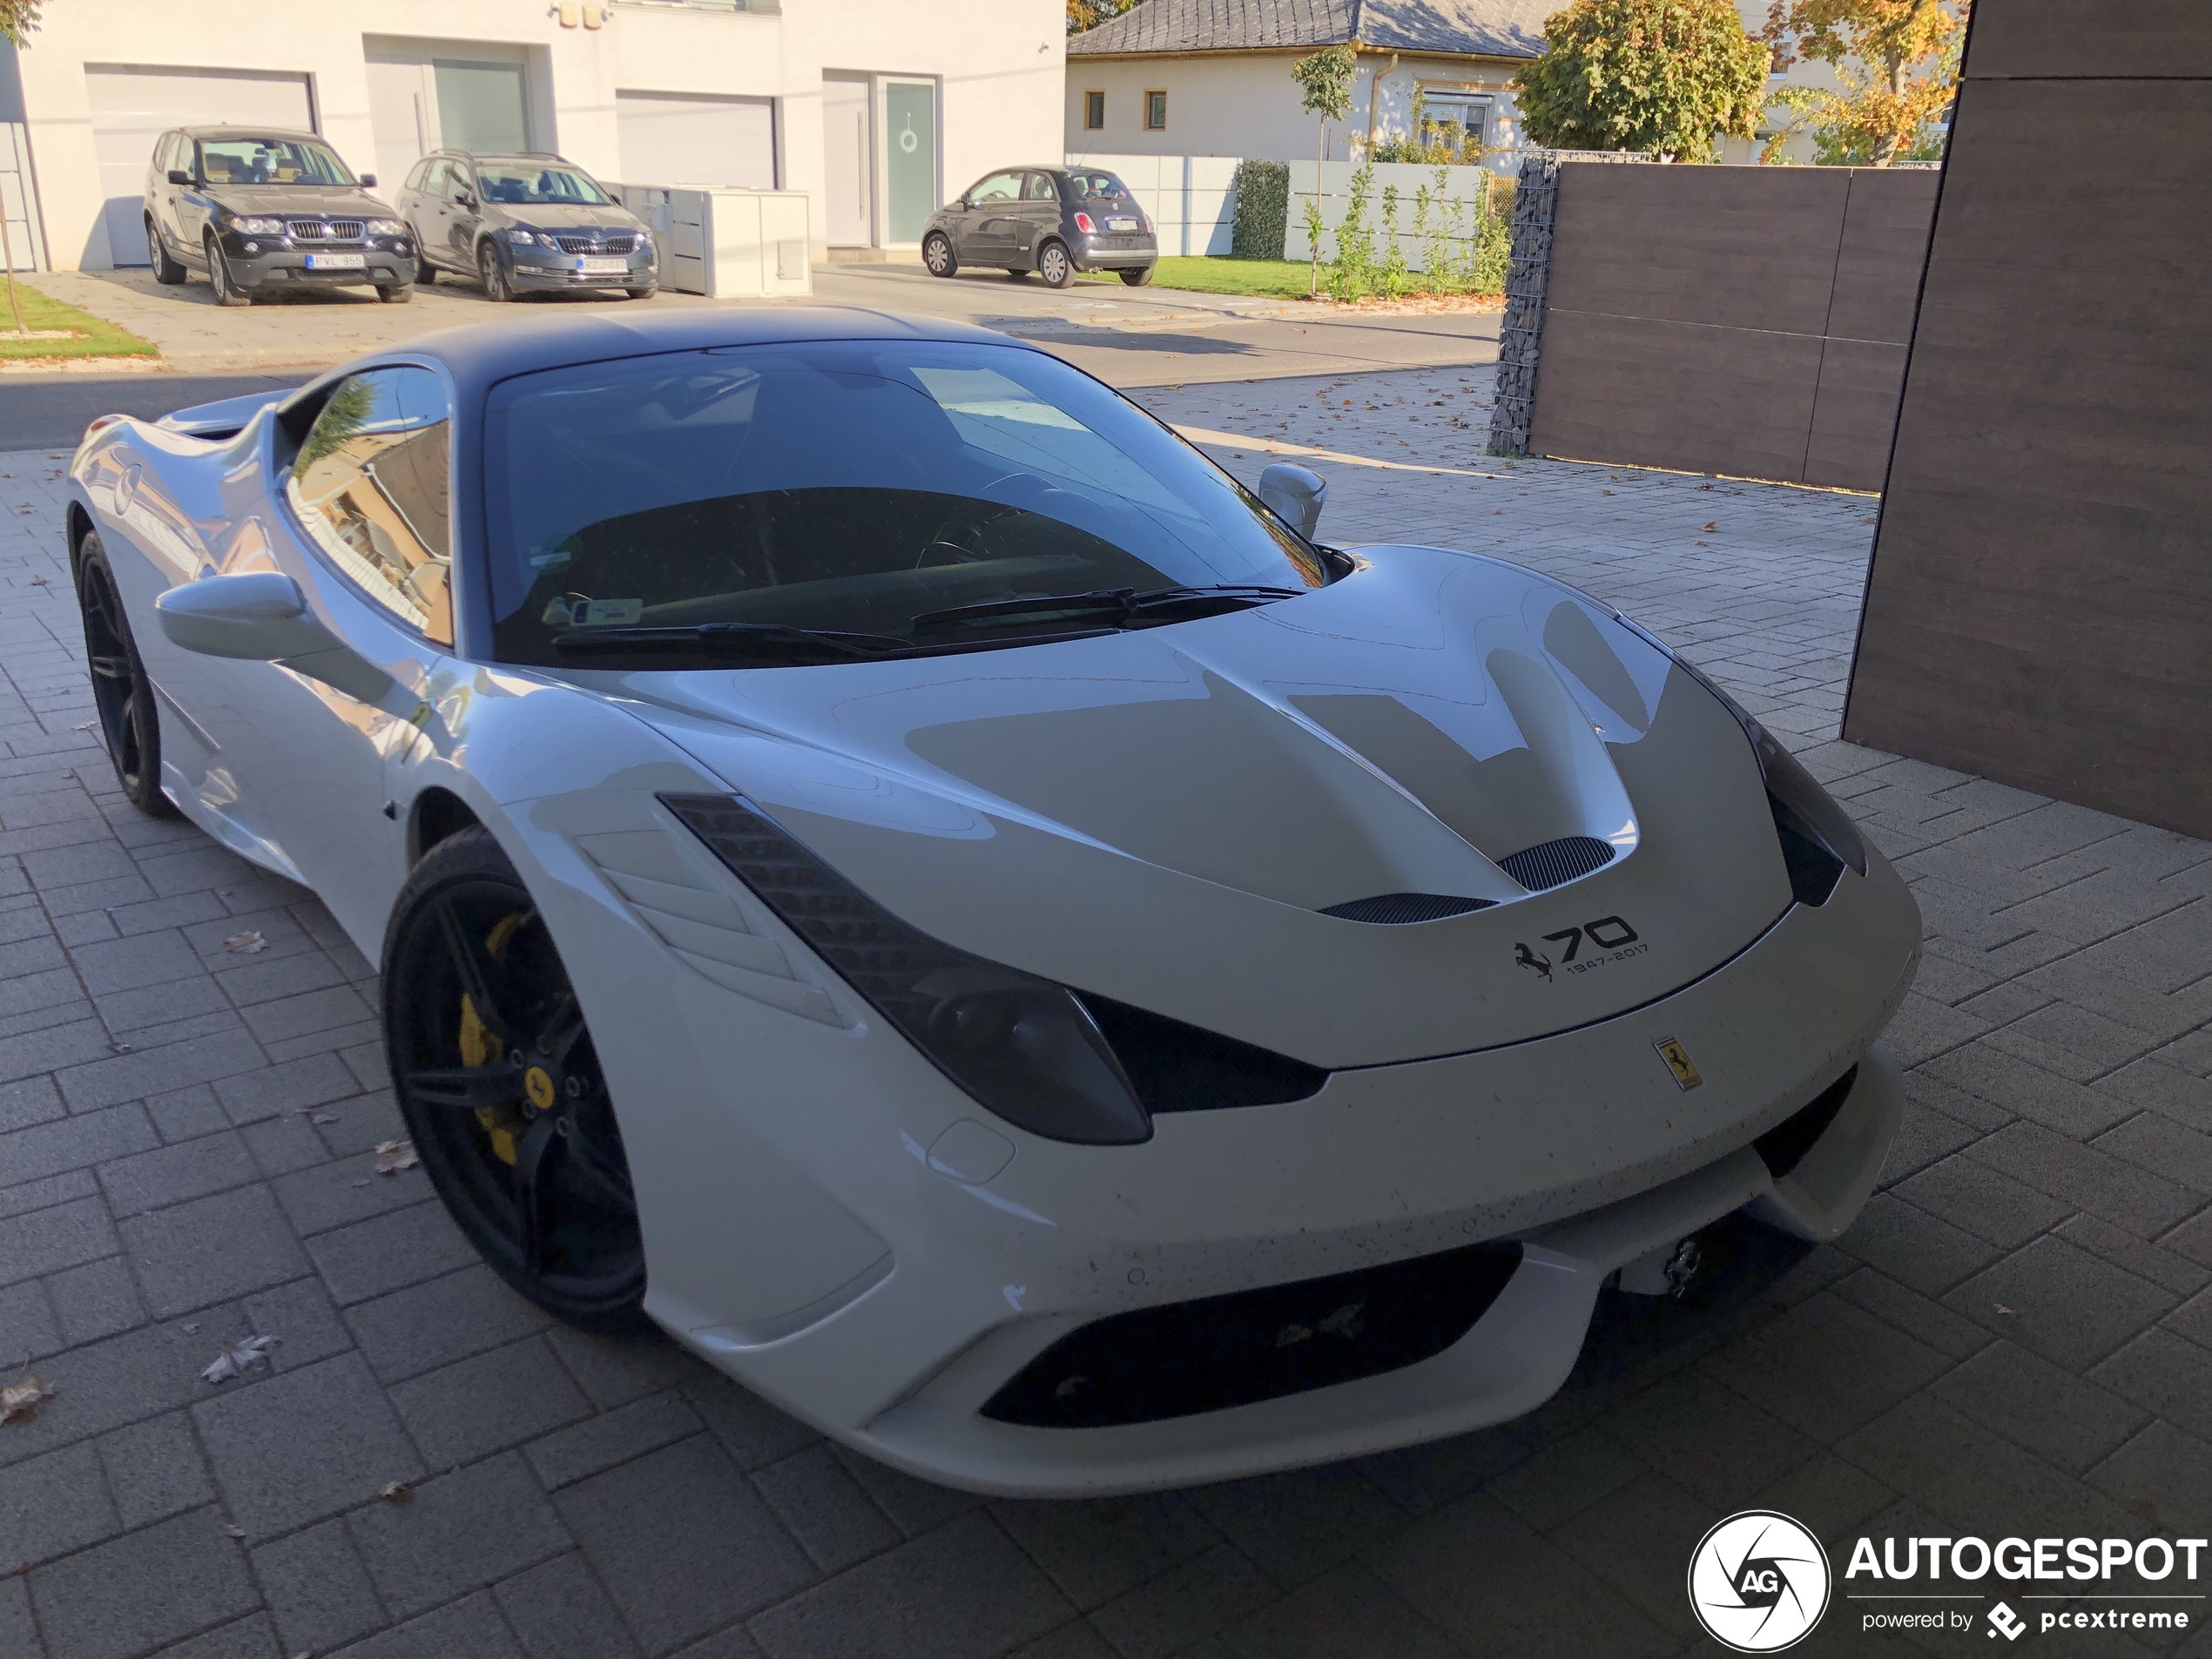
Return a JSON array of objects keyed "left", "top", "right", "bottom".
[
  {"left": 1017, "top": 172, "right": 1065, "bottom": 265},
  {"left": 176, "top": 138, "right": 216, "bottom": 262},
  {"left": 446, "top": 161, "right": 486, "bottom": 271},
  {"left": 149, "top": 133, "right": 185, "bottom": 255},
  {"left": 401, "top": 158, "right": 448, "bottom": 263},
  {"left": 959, "top": 171, "right": 1025, "bottom": 265},
  {"left": 221, "top": 365, "right": 456, "bottom": 948}
]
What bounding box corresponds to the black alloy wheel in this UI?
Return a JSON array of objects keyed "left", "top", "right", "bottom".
[
  {"left": 76, "top": 535, "right": 177, "bottom": 819},
  {"left": 921, "top": 231, "right": 956, "bottom": 278},
  {"left": 374, "top": 281, "right": 412, "bottom": 304},
  {"left": 1120, "top": 265, "right": 1156, "bottom": 287},
  {"left": 415, "top": 249, "right": 439, "bottom": 286},
  {"left": 624, "top": 284, "right": 657, "bottom": 300},
  {"left": 146, "top": 217, "right": 186, "bottom": 285},
  {"left": 385, "top": 827, "right": 645, "bottom": 1329},
  {"left": 478, "top": 242, "right": 513, "bottom": 303},
  {"left": 1037, "top": 240, "right": 1073, "bottom": 289},
  {"left": 205, "top": 234, "right": 250, "bottom": 306}
]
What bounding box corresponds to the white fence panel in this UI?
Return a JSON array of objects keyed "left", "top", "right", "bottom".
[
  {"left": 1284, "top": 158, "right": 1505, "bottom": 270},
  {"left": 1063, "top": 152, "right": 1236, "bottom": 256}
]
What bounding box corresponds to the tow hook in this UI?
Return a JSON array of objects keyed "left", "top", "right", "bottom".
[{"left": 1617, "top": 1236, "right": 1703, "bottom": 1299}]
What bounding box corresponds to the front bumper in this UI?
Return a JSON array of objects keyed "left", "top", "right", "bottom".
[
  {"left": 222, "top": 237, "right": 414, "bottom": 290},
  {"left": 556, "top": 815, "right": 1919, "bottom": 1496},
  {"left": 508, "top": 246, "right": 658, "bottom": 290}
]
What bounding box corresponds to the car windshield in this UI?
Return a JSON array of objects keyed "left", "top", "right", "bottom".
[
  {"left": 199, "top": 137, "right": 354, "bottom": 187},
  {"left": 484, "top": 341, "right": 1328, "bottom": 667},
  {"left": 475, "top": 162, "right": 610, "bottom": 206},
  {"left": 1066, "top": 172, "right": 1132, "bottom": 202}
]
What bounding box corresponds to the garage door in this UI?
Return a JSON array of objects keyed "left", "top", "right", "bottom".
[
  {"left": 86, "top": 65, "right": 314, "bottom": 267},
  {"left": 616, "top": 92, "right": 775, "bottom": 191}
]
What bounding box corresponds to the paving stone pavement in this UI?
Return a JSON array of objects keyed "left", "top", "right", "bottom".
[{"left": 2, "top": 368, "right": 2210, "bottom": 1659}]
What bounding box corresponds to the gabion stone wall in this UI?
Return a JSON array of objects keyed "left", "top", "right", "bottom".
[{"left": 1485, "top": 150, "right": 1655, "bottom": 459}]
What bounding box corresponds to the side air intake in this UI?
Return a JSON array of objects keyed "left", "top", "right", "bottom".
[
  {"left": 1318, "top": 893, "right": 1496, "bottom": 925},
  {"left": 1498, "top": 835, "right": 1616, "bottom": 893}
]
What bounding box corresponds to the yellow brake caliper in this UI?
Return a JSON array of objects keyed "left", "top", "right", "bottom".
[{"left": 461, "top": 912, "right": 529, "bottom": 1165}]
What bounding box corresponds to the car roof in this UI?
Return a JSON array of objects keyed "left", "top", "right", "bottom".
[
  {"left": 321, "top": 306, "right": 1028, "bottom": 400},
  {"left": 431, "top": 150, "right": 569, "bottom": 164},
  {"left": 178, "top": 126, "right": 327, "bottom": 142}
]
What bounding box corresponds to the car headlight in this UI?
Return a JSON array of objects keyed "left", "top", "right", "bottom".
[
  {"left": 365, "top": 219, "right": 403, "bottom": 237},
  {"left": 664, "top": 793, "right": 1152, "bottom": 1144},
  {"left": 507, "top": 228, "right": 537, "bottom": 246},
  {"left": 233, "top": 216, "right": 283, "bottom": 235},
  {"left": 1622, "top": 623, "right": 1866, "bottom": 905}
]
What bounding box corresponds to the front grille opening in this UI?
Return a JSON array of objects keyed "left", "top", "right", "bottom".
[
  {"left": 981, "top": 1240, "right": 1523, "bottom": 1428},
  {"left": 287, "top": 219, "right": 362, "bottom": 241},
  {"left": 1318, "top": 893, "right": 1496, "bottom": 925},
  {"left": 1498, "top": 835, "right": 1615, "bottom": 892},
  {"left": 1078, "top": 993, "right": 1327, "bottom": 1114},
  {"left": 553, "top": 233, "right": 636, "bottom": 254},
  {"left": 1755, "top": 1065, "right": 1858, "bottom": 1179}
]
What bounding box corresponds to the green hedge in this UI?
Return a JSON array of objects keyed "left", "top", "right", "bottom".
[{"left": 1230, "top": 159, "right": 1290, "bottom": 260}]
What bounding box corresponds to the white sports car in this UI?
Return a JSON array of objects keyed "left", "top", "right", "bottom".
[{"left": 68, "top": 309, "right": 1919, "bottom": 1496}]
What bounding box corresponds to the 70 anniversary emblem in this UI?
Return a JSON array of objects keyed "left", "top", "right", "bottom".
[{"left": 1513, "top": 915, "right": 1642, "bottom": 983}]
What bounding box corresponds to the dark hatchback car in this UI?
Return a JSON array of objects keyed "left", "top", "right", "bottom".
[
  {"left": 144, "top": 127, "right": 416, "bottom": 305},
  {"left": 922, "top": 166, "right": 1157, "bottom": 289},
  {"left": 395, "top": 150, "right": 657, "bottom": 302}
]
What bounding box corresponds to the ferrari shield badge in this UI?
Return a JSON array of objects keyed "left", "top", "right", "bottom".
[{"left": 1655, "top": 1038, "right": 1703, "bottom": 1091}]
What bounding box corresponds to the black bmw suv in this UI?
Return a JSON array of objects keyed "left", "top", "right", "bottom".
[
  {"left": 921, "top": 166, "right": 1157, "bottom": 289},
  {"left": 144, "top": 126, "right": 416, "bottom": 305}
]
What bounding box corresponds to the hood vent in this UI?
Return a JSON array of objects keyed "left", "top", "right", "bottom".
[
  {"left": 1318, "top": 893, "right": 1496, "bottom": 925},
  {"left": 1499, "top": 836, "right": 1616, "bottom": 893}
]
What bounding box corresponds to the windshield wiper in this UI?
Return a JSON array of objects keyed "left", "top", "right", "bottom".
[
  {"left": 551, "top": 622, "right": 908, "bottom": 664},
  {"left": 907, "top": 583, "right": 1305, "bottom": 636}
]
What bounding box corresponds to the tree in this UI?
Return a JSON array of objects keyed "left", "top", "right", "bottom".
[
  {"left": 1292, "top": 45, "right": 1356, "bottom": 295},
  {"left": 0, "top": 0, "right": 38, "bottom": 44},
  {"left": 1762, "top": 0, "right": 1967, "bottom": 165},
  {"left": 1065, "top": 0, "right": 1136, "bottom": 36},
  {"left": 1512, "top": 0, "right": 1770, "bottom": 162}
]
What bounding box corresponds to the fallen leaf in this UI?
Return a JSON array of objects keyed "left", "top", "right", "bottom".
[
  {"left": 201, "top": 1333, "right": 281, "bottom": 1384},
  {"left": 374, "top": 1139, "right": 419, "bottom": 1176},
  {"left": 1994, "top": 1303, "right": 2015, "bottom": 1315},
  {"left": 1703, "top": 522, "right": 1718, "bottom": 532},
  {"left": 29, "top": 574, "right": 48, "bottom": 585},
  {"left": 1, "top": 1374, "right": 57, "bottom": 1424},
  {"left": 73, "top": 720, "right": 96, "bottom": 731},
  {"left": 223, "top": 930, "right": 267, "bottom": 954},
  {"left": 378, "top": 1480, "right": 413, "bottom": 1505},
  {"left": 350, "top": 1178, "right": 371, "bottom": 1188},
  {"left": 181, "top": 1322, "right": 199, "bottom": 1333},
  {"left": 1697, "top": 482, "right": 1715, "bottom": 490},
  {"left": 311, "top": 1112, "right": 339, "bottom": 1125},
  {"left": 222, "top": 1523, "right": 245, "bottom": 1538}
]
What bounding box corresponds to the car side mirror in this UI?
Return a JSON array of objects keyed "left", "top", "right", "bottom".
[
  {"left": 156, "top": 572, "right": 396, "bottom": 705},
  {"left": 358, "top": 172, "right": 377, "bottom": 188},
  {"left": 166, "top": 169, "right": 191, "bottom": 186},
  {"left": 1258, "top": 463, "right": 1326, "bottom": 540},
  {"left": 455, "top": 192, "right": 475, "bottom": 210}
]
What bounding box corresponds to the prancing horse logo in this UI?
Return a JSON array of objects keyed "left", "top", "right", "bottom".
[{"left": 1514, "top": 942, "right": 1553, "bottom": 981}]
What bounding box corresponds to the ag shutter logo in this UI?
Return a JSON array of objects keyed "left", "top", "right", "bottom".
[{"left": 1688, "top": 1510, "right": 1831, "bottom": 1652}]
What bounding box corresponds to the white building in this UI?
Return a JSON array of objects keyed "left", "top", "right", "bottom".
[
  {"left": 1064, "top": 0, "right": 1550, "bottom": 165},
  {"left": 0, "top": 0, "right": 1062, "bottom": 273}
]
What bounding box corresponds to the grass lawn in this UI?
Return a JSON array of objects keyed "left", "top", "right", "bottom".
[
  {"left": 1080, "top": 255, "right": 1500, "bottom": 304},
  {"left": 1079, "top": 256, "right": 1328, "bottom": 300},
  {"left": 0, "top": 280, "right": 158, "bottom": 362}
]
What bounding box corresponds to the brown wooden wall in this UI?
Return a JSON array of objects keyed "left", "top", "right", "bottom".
[
  {"left": 1527, "top": 165, "right": 1938, "bottom": 490},
  {"left": 1843, "top": 0, "right": 2212, "bottom": 837}
]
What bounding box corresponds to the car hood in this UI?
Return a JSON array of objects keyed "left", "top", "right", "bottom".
[
  {"left": 496, "top": 203, "right": 642, "bottom": 233},
  {"left": 205, "top": 186, "right": 395, "bottom": 218},
  {"left": 587, "top": 548, "right": 1799, "bottom": 1068}
]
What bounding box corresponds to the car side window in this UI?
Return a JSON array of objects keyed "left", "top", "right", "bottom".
[
  {"left": 286, "top": 366, "right": 456, "bottom": 648},
  {"left": 448, "top": 164, "right": 476, "bottom": 204},
  {"left": 1022, "top": 172, "right": 1059, "bottom": 202},
  {"left": 971, "top": 172, "right": 1023, "bottom": 204},
  {"left": 153, "top": 134, "right": 179, "bottom": 176},
  {"left": 404, "top": 157, "right": 432, "bottom": 192}
]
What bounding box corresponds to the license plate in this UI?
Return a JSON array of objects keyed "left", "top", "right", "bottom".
[
  {"left": 1107, "top": 218, "right": 1137, "bottom": 232},
  {"left": 304, "top": 253, "right": 364, "bottom": 269},
  {"left": 577, "top": 256, "right": 628, "bottom": 273}
]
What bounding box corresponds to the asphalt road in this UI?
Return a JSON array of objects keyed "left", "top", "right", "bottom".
[{"left": 0, "top": 373, "right": 302, "bottom": 451}]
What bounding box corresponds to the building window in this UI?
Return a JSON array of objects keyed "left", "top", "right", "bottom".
[
  {"left": 1416, "top": 89, "right": 1492, "bottom": 157},
  {"left": 1144, "top": 90, "right": 1167, "bottom": 131},
  {"left": 1084, "top": 90, "right": 1105, "bottom": 130}
]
